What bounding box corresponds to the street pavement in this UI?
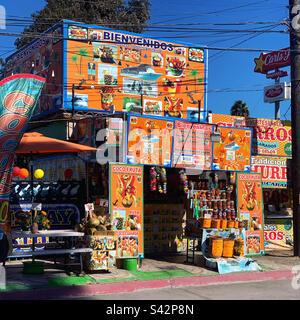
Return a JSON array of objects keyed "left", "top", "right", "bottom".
[
  {"left": 1, "top": 249, "right": 300, "bottom": 300},
  {"left": 68, "top": 279, "right": 300, "bottom": 300}
]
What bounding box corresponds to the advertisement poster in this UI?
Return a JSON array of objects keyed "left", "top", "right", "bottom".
[
  {"left": 172, "top": 120, "right": 212, "bottom": 169},
  {"left": 211, "top": 114, "right": 292, "bottom": 157},
  {"left": 127, "top": 115, "right": 174, "bottom": 166},
  {"left": 211, "top": 114, "right": 246, "bottom": 128},
  {"left": 83, "top": 234, "right": 118, "bottom": 270},
  {"left": 251, "top": 156, "right": 291, "bottom": 188},
  {"left": 264, "top": 218, "right": 293, "bottom": 250},
  {"left": 107, "top": 118, "right": 123, "bottom": 147},
  {"left": 248, "top": 118, "right": 292, "bottom": 156},
  {"left": 212, "top": 126, "right": 252, "bottom": 172},
  {"left": 109, "top": 163, "right": 144, "bottom": 258},
  {"left": 237, "top": 173, "right": 265, "bottom": 256},
  {"left": 66, "top": 24, "right": 207, "bottom": 121}
]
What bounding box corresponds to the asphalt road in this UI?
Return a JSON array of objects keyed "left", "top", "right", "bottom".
[{"left": 68, "top": 279, "right": 300, "bottom": 300}]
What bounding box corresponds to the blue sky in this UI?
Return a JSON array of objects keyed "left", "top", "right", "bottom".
[{"left": 0, "top": 0, "right": 291, "bottom": 120}]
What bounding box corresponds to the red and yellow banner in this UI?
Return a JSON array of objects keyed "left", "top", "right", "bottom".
[
  {"left": 237, "top": 173, "right": 265, "bottom": 256},
  {"left": 109, "top": 163, "right": 144, "bottom": 258},
  {"left": 212, "top": 126, "right": 252, "bottom": 171},
  {"left": 127, "top": 115, "right": 174, "bottom": 166}
]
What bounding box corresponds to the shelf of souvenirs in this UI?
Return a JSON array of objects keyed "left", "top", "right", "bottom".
[{"left": 188, "top": 189, "right": 235, "bottom": 202}]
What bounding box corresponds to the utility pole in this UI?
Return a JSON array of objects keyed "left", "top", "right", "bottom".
[
  {"left": 274, "top": 69, "right": 280, "bottom": 120},
  {"left": 289, "top": 0, "right": 300, "bottom": 256}
]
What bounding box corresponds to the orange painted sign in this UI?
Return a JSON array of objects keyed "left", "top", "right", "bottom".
[
  {"left": 212, "top": 126, "right": 252, "bottom": 171},
  {"left": 211, "top": 114, "right": 246, "bottom": 128},
  {"left": 109, "top": 164, "right": 144, "bottom": 258},
  {"left": 211, "top": 114, "right": 292, "bottom": 157},
  {"left": 66, "top": 25, "right": 206, "bottom": 121},
  {"left": 237, "top": 173, "right": 265, "bottom": 256},
  {"left": 127, "top": 115, "right": 174, "bottom": 166}
]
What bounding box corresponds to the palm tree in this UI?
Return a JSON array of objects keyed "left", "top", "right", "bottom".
[
  {"left": 188, "top": 68, "right": 203, "bottom": 93},
  {"left": 73, "top": 47, "right": 90, "bottom": 75},
  {"left": 230, "top": 100, "right": 250, "bottom": 117}
]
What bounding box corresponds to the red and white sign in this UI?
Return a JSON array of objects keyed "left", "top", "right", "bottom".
[
  {"left": 266, "top": 70, "right": 289, "bottom": 79},
  {"left": 263, "top": 82, "right": 291, "bottom": 103},
  {"left": 254, "top": 48, "right": 290, "bottom": 74}
]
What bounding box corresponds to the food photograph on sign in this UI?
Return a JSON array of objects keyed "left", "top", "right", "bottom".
[
  {"left": 212, "top": 126, "right": 252, "bottom": 171},
  {"left": 117, "top": 235, "right": 139, "bottom": 258}
]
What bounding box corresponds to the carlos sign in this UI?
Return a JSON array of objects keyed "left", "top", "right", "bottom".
[{"left": 254, "top": 48, "right": 290, "bottom": 74}]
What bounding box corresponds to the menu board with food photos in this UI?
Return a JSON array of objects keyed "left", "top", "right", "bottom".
[
  {"left": 172, "top": 120, "right": 212, "bottom": 169},
  {"left": 109, "top": 163, "right": 144, "bottom": 258},
  {"left": 83, "top": 233, "right": 118, "bottom": 270},
  {"left": 212, "top": 126, "right": 252, "bottom": 172},
  {"left": 237, "top": 173, "right": 265, "bottom": 256}
]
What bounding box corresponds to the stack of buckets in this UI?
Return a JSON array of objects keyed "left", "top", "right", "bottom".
[{"left": 208, "top": 236, "right": 235, "bottom": 258}]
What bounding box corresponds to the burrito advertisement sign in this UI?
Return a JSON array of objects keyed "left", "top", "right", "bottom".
[
  {"left": 109, "top": 163, "right": 144, "bottom": 258},
  {"left": 251, "top": 156, "right": 291, "bottom": 188},
  {"left": 0, "top": 74, "right": 45, "bottom": 232}
]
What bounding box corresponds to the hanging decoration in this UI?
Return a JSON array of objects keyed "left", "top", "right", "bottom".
[
  {"left": 12, "top": 167, "right": 21, "bottom": 177},
  {"left": 179, "top": 169, "right": 189, "bottom": 194},
  {"left": 149, "top": 167, "right": 157, "bottom": 191},
  {"left": 34, "top": 169, "right": 44, "bottom": 179},
  {"left": 149, "top": 167, "right": 167, "bottom": 194},
  {"left": 19, "top": 168, "right": 29, "bottom": 179},
  {"left": 157, "top": 167, "right": 167, "bottom": 194}
]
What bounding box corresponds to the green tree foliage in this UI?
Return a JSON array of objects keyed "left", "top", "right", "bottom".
[
  {"left": 14, "top": 0, "right": 151, "bottom": 50},
  {"left": 230, "top": 100, "right": 250, "bottom": 117}
]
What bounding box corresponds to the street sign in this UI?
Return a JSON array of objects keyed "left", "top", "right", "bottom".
[{"left": 266, "top": 70, "right": 289, "bottom": 79}]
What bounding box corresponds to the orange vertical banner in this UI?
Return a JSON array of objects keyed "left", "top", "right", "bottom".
[
  {"left": 109, "top": 163, "right": 144, "bottom": 258},
  {"left": 237, "top": 172, "right": 265, "bottom": 256}
]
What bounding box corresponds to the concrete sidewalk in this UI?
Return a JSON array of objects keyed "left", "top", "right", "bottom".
[{"left": 0, "top": 250, "right": 299, "bottom": 299}]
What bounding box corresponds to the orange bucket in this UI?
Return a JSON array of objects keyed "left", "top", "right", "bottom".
[
  {"left": 234, "top": 221, "right": 239, "bottom": 228},
  {"left": 198, "top": 217, "right": 204, "bottom": 227},
  {"left": 208, "top": 237, "right": 223, "bottom": 258},
  {"left": 220, "top": 219, "right": 227, "bottom": 229},
  {"left": 211, "top": 219, "right": 220, "bottom": 229},
  {"left": 202, "top": 218, "right": 212, "bottom": 228},
  {"left": 227, "top": 220, "right": 235, "bottom": 228},
  {"left": 223, "top": 239, "right": 235, "bottom": 257}
]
